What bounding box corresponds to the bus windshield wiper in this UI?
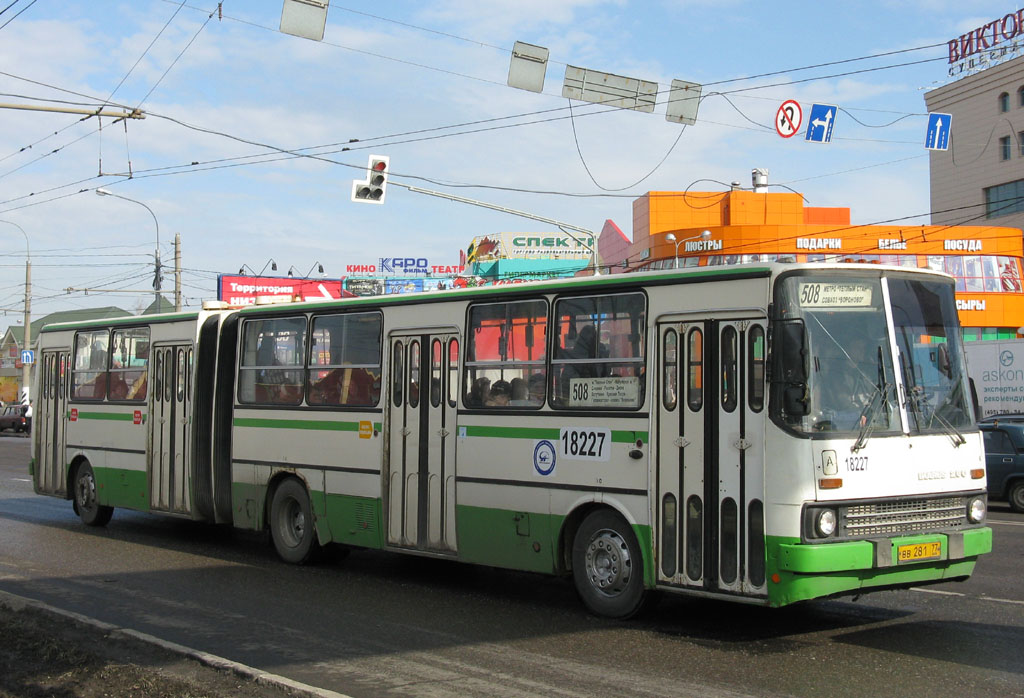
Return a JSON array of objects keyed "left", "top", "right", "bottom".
[
  {"left": 851, "top": 348, "right": 890, "bottom": 453},
  {"left": 904, "top": 385, "right": 966, "bottom": 448}
]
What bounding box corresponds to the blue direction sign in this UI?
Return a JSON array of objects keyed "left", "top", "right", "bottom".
[
  {"left": 805, "top": 103, "right": 837, "bottom": 143},
  {"left": 925, "top": 112, "right": 952, "bottom": 151},
  {"left": 20, "top": 349, "right": 33, "bottom": 365}
]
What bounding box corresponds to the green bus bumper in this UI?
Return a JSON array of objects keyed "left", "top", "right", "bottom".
[{"left": 766, "top": 527, "right": 992, "bottom": 607}]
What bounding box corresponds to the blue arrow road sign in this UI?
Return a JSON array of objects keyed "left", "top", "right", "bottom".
[
  {"left": 20, "top": 350, "right": 33, "bottom": 365},
  {"left": 925, "top": 112, "right": 951, "bottom": 151},
  {"left": 805, "top": 103, "right": 837, "bottom": 143}
]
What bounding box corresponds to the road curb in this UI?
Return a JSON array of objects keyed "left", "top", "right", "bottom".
[{"left": 0, "top": 590, "right": 352, "bottom": 698}]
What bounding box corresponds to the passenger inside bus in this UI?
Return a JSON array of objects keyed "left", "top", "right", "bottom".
[{"left": 487, "top": 380, "right": 511, "bottom": 406}]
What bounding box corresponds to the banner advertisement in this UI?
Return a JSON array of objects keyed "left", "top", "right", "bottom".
[{"left": 218, "top": 275, "right": 345, "bottom": 306}]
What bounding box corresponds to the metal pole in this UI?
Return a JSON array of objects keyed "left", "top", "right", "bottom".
[
  {"left": 174, "top": 233, "right": 182, "bottom": 312},
  {"left": 95, "top": 189, "right": 161, "bottom": 309}
]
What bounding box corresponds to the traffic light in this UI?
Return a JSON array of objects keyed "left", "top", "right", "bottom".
[{"left": 351, "top": 155, "right": 389, "bottom": 204}]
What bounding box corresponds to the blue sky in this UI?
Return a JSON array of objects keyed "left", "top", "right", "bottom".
[{"left": 0, "top": 0, "right": 1016, "bottom": 320}]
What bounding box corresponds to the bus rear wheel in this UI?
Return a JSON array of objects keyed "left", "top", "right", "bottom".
[
  {"left": 572, "top": 510, "right": 646, "bottom": 619},
  {"left": 74, "top": 462, "right": 113, "bottom": 527},
  {"left": 270, "top": 479, "right": 319, "bottom": 564}
]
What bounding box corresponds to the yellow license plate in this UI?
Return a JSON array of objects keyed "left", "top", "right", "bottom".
[{"left": 897, "top": 541, "right": 942, "bottom": 563}]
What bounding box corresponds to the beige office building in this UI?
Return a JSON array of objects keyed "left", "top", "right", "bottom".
[{"left": 925, "top": 54, "right": 1024, "bottom": 233}]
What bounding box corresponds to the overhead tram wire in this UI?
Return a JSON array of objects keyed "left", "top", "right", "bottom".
[
  {"left": 100, "top": 1, "right": 188, "bottom": 108},
  {"left": 0, "top": 0, "right": 36, "bottom": 31},
  {"left": 0, "top": 40, "right": 954, "bottom": 188}
]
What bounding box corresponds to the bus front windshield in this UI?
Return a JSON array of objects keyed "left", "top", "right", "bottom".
[
  {"left": 772, "top": 273, "right": 973, "bottom": 438},
  {"left": 887, "top": 276, "right": 973, "bottom": 434}
]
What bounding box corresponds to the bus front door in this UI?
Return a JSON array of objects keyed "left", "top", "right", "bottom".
[
  {"left": 385, "top": 332, "right": 458, "bottom": 553},
  {"left": 656, "top": 318, "right": 767, "bottom": 597},
  {"left": 35, "top": 350, "right": 70, "bottom": 496},
  {"left": 150, "top": 345, "right": 192, "bottom": 514}
]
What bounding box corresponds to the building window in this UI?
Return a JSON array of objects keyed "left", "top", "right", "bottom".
[
  {"left": 1000, "top": 136, "right": 1012, "bottom": 161},
  {"left": 1019, "top": 132, "right": 1024, "bottom": 157},
  {"left": 985, "top": 179, "right": 1024, "bottom": 217},
  {"left": 1000, "top": 91, "right": 1010, "bottom": 112}
]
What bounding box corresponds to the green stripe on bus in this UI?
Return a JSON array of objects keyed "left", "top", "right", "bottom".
[
  {"left": 233, "top": 417, "right": 382, "bottom": 432},
  {"left": 68, "top": 411, "right": 136, "bottom": 421},
  {"left": 463, "top": 424, "right": 648, "bottom": 443}
]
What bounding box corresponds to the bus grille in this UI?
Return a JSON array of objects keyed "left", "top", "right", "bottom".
[{"left": 842, "top": 497, "right": 965, "bottom": 538}]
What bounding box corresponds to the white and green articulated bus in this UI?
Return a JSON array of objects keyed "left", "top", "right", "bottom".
[{"left": 31, "top": 263, "right": 992, "bottom": 618}]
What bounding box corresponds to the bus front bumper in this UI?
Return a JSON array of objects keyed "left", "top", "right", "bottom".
[{"left": 766, "top": 527, "right": 992, "bottom": 606}]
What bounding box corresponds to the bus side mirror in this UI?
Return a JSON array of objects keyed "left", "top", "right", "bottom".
[
  {"left": 775, "top": 319, "right": 809, "bottom": 417},
  {"left": 937, "top": 343, "right": 952, "bottom": 379},
  {"left": 784, "top": 384, "right": 810, "bottom": 416},
  {"left": 777, "top": 320, "right": 808, "bottom": 383}
]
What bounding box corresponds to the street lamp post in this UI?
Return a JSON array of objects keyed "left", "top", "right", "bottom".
[
  {"left": 665, "top": 230, "right": 712, "bottom": 269},
  {"left": 0, "top": 220, "right": 30, "bottom": 402},
  {"left": 95, "top": 188, "right": 162, "bottom": 309}
]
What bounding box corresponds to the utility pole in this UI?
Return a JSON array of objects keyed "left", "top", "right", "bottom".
[
  {"left": 22, "top": 258, "right": 30, "bottom": 401},
  {"left": 0, "top": 220, "right": 31, "bottom": 401},
  {"left": 174, "top": 233, "right": 182, "bottom": 312}
]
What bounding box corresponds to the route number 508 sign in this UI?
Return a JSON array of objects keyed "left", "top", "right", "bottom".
[{"left": 776, "top": 99, "right": 802, "bottom": 138}]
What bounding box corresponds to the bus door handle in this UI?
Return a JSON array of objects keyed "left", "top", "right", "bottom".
[
  {"left": 438, "top": 428, "right": 449, "bottom": 438},
  {"left": 674, "top": 437, "right": 690, "bottom": 448},
  {"left": 401, "top": 427, "right": 411, "bottom": 436}
]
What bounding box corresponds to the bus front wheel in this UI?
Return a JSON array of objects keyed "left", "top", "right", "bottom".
[
  {"left": 73, "top": 462, "right": 113, "bottom": 527},
  {"left": 270, "top": 479, "right": 319, "bottom": 564},
  {"left": 572, "top": 510, "right": 646, "bottom": 619}
]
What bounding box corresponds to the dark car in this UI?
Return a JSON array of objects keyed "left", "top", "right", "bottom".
[
  {"left": 980, "top": 420, "right": 1024, "bottom": 512},
  {"left": 0, "top": 404, "right": 28, "bottom": 433}
]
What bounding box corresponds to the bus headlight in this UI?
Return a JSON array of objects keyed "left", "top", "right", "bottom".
[
  {"left": 816, "top": 509, "right": 837, "bottom": 537},
  {"left": 967, "top": 496, "right": 986, "bottom": 524}
]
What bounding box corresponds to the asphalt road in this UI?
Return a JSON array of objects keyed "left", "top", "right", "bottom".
[{"left": 0, "top": 434, "right": 1021, "bottom": 698}]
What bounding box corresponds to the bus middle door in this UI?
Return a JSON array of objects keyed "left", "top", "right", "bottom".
[
  {"left": 386, "top": 331, "right": 458, "bottom": 553},
  {"left": 150, "top": 345, "right": 192, "bottom": 514}
]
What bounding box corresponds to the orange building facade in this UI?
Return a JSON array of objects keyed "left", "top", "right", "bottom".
[{"left": 607, "top": 189, "right": 1024, "bottom": 340}]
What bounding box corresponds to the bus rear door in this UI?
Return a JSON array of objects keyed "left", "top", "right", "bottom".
[{"left": 36, "top": 350, "right": 69, "bottom": 496}]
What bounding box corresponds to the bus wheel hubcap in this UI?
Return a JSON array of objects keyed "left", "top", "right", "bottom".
[
  {"left": 77, "top": 474, "right": 95, "bottom": 509},
  {"left": 585, "top": 529, "right": 631, "bottom": 595},
  {"left": 283, "top": 501, "right": 305, "bottom": 546}
]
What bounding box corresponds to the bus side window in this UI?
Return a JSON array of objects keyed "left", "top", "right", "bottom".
[
  {"left": 748, "top": 325, "right": 765, "bottom": 412},
  {"left": 687, "top": 328, "right": 703, "bottom": 411},
  {"left": 551, "top": 292, "right": 646, "bottom": 410},
  {"left": 72, "top": 330, "right": 109, "bottom": 401},
  {"left": 238, "top": 317, "right": 306, "bottom": 405},
  {"left": 392, "top": 341, "right": 404, "bottom": 407},
  {"left": 663, "top": 329, "right": 678, "bottom": 411},
  {"left": 447, "top": 338, "right": 459, "bottom": 408},
  {"left": 307, "top": 312, "right": 383, "bottom": 407},
  {"left": 721, "top": 326, "right": 738, "bottom": 413},
  {"left": 463, "top": 298, "right": 548, "bottom": 409}
]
